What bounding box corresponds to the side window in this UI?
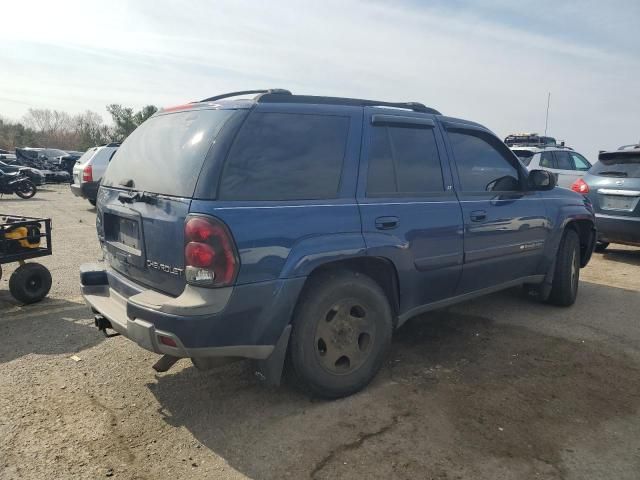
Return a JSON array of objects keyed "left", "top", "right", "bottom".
[
  {"left": 367, "top": 125, "right": 444, "bottom": 195},
  {"left": 571, "top": 152, "right": 591, "bottom": 171},
  {"left": 219, "top": 112, "right": 349, "bottom": 201},
  {"left": 554, "top": 151, "right": 574, "bottom": 170},
  {"left": 539, "top": 151, "right": 555, "bottom": 168},
  {"left": 448, "top": 130, "right": 520, "bottom": 192}
]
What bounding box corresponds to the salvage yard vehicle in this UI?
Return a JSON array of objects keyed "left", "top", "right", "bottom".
[
  {"left": 70, "top": 143, "right": 120, "bottom": 206},
  {"left": 0, "top": 214, "right": 52, "bottom": 303},
  {"left": 0, "top": 160, "right": 46, "bottom": 186},
  {"left": 508, "top": 139, "right": 592, "bottom": 189},
  {"left": 80, "top": 89, "right": 596, "bottom": 398},
  {"left": 14, "top": 148, "right": 71, "bottom": 183},
  {"left": 0, "top": 170, "right": 37, "bottom": 199},
  {"left": 573, "top": 145, "right": 640, "bottom": 251}
]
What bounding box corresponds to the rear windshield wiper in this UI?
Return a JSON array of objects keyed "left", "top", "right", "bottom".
[
  {"left": 597, "top": 171, "right": 628, "bottom": 177},
  {"left": 117, "top": 191, "right": 157, "bottom": 204}
]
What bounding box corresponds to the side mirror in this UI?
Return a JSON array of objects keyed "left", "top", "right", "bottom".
[{"left": 528, "top": 169, "right": 556, "bottom": 191}]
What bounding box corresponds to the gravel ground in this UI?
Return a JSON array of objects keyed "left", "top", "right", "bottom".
[{"left": 1, "top": 186, "right": 639, "bottom": 480}]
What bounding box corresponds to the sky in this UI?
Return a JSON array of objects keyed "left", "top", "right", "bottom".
[{"left": 1, "top": 0, "right": 638, "bottom": 160}]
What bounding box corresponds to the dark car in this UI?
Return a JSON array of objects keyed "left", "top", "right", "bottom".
[
  {"left": 80, "top": 89, "right": 596, "bottom": 398},
  {"left": 572, "top": 145, "right": 640, "bottom": 251},
  {"left": 0, "top": 160, "right": 46, "bottom": 185},
  {"left": 14, "top": 148, "right": 71, "bottom": 183}
]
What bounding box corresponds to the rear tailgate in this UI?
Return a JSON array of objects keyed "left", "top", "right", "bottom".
[
  {"left": 98, "top": 107, "right": 240, "bottom": 297},
  {"left": 99, "top": 188, "right": 190, "bottom": 296},
  {"left": 588, "top": 151, "right": 640, "bottom": 217}
]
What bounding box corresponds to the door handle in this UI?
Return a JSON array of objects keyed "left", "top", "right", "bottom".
[
  {"left": 470, "top": 210, "right": 487, "bottom": 222},
  {"left": 375, "top": 216, "right": 399, "bottom": 230}
]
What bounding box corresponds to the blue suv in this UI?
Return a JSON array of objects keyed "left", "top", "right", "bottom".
[{"left": 80, "top": 89, "right": 596, "bottom": 398}]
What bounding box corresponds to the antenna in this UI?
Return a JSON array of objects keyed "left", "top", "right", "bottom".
[{"left": 544, "top": 92, "right": 551, "bottom": 136}]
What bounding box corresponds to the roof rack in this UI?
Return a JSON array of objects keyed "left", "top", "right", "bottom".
[
  {"left": 257, "top": 93, "right": 441, "bottom": 115},
  {"left": 196, "top": 89, "right": 441, "bottom": 115},
  {"left": 198, "top": 89, "right": 292, "bottom": 103}
]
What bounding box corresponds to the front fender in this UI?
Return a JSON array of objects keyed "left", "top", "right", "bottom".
[{"left": 279, "top": 233, "right": 367, "bottom": 278}]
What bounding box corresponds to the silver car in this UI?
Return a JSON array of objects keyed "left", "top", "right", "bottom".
[
  {"left": 576, "top": 145, "right": 640, "bottom": 251},
  {"left": 511, "top": 146, "right": 592, "bottom": 189}
]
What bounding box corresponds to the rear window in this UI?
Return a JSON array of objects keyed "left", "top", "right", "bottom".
[
  {"left": 77, "top": 148, "right": 98, "bottom": 164},
  {"left": 591, "top": 153, "right": 640, "bottom": 178},
  {"left": 219, "top": 112, "right": 349, "bottom": 201},
  {"left": 102, "top": 109, "right": 236, "bottom": 197},
  {"left": 512, "top": 150, "right": 534, "bottom": 166}
]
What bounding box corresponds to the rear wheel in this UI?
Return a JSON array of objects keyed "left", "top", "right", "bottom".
[
  {"left": 9, "top": 263, "right": 52, "bottom": 304},
  {"left": 547, "top": 229, "right": 580, "bottom": 306},
  {"left": 594, "top": 241, "right": 609, "bottom": 253},
  {"left": 288, "top": 270, "right": 393, "bottom": 399},
  {"left": 15, "top": 180, "right": 37, "bottom": 199}
]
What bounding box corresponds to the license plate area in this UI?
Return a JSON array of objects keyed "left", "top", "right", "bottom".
[
  {"left": 104, "top": 212, "right": 142, "bottom": 256},
  {"left": 600, "top": 195, "right": 639, "bottom": 212}
]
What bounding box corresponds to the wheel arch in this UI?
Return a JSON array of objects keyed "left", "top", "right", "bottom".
[
  {"left": 563, "top": 218, "right": 596, "bottom": 267},
  {"left": 297, "top": 256, "right": 401, "bottom": 326}
]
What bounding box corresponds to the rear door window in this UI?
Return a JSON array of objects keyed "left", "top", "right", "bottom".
[
  {"left": 219, "top": 112, "right": 349, "bottom": 200},
  {"left": 102, "top": 109, "right": 236, "bottom": 197},
  {"left": 448, "top": 130, "right": 521, "bottom": 192},
  {"left": 366, "top": 125, "right": 444, "bottom": 195},
  {"left": 554, "top": 151, "right": 574, "bottom": 170},
  {"left": 539, "top": 151, "right": 555, "bottom": 168}
]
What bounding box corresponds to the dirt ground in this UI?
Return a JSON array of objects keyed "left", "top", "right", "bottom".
[{"left": 1, "top": 186, "right": 639, "bottom": 480}]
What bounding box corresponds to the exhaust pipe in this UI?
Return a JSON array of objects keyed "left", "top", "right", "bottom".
[{"left": 94, "top": 314, "right": 119, "bottom": 338}]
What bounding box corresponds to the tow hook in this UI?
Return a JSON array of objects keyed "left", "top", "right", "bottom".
[
  {"left": 152, "top": 355, "right": 180, "bottom": 373},
  {"left": 94, "top": 314, "right": 120, "bottom": 338}
]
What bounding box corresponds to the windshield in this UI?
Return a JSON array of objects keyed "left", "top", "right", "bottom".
[
  {"left": 591, "top": 153, "right": 640, "bottom": 178},
  {"left": 102, "top": 109, "right": 236, "bottom": 197},
  {"left": 512, "top": 150, "right": 534, "bottom": 166}
]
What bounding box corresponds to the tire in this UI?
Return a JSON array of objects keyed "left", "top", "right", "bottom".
[
  {"left": 547, "top": 229, "right": 580, "bottom": 307},
  {"left": 9, "top": 263, "right": 52, "bottom": 304},
  {"left": 288, "top": 270, "right": 393, "bottom": 399},
  {"left": 594, "top": 242, "right": 609, "bottom": 253},
  {"left": 89, "top": 199, "right": 96, "bottom": 206},
  {"left": 14, "top": 180, "right": 37, "bottom": 199}
]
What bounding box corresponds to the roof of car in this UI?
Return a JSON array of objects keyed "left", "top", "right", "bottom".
[
  {"left": 160, "top": 89, "right": 442, "bottom": 116},
  {"left": 509, "top": 145, "right": 574, "bottom": 152}
]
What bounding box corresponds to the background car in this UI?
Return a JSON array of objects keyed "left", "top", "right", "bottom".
[
  {"left": 510, "top": 145, "right": 592, "bottom": 189},
  {"left": 0, "top": 160, "right": 46, "bottom": 185},
  {"left": 70, "top": 143, "right": 119, "bottom": 205},
  {"left": 573, "top": 145, "right": 640, "bottom": 251}
]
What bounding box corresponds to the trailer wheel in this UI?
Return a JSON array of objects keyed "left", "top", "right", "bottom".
[{"left": 9, "top": 263, "right": 52, "bottom": 304}]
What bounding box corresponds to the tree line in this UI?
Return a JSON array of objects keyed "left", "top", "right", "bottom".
[{"left": 0, "top": 104, "right": 158, "bottom": 152}]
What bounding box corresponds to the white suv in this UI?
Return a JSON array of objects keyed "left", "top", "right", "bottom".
[
  {"left": 70, "top": 143, "right": 119, "bottom": 205},
  {"left": 509, "top": 146, "right": 592, "bottom": 189}
]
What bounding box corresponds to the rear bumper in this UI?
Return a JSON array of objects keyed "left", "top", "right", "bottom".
[
  {"left": 80, "top": 263, "right": 305, "bottom": 358},
  {"left": 70, "top": 181, "right": 99, "bottom": 200},
  {"left": 595, "top": 213, "right": 640, "bottom": 246}
]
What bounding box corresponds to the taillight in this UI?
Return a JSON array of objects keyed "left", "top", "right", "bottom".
[
  {"left": 184, "top": 215, "right": 239, "bottom": 287},
  {"left": 82, "top": 165, "right": 93, "bottom": 182},
  {"left": 571, "top": 178, "right": 589, "bottom": 194}
]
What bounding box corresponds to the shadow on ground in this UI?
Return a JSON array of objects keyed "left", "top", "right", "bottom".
[
  {"left": 0, "top": 296, "right": 102, "bottom": 363},
  {"left": 148, "top": 288, "right": 640, "bottom": 479},
  {"left": 601, "top": 247, "right": 640, "bottom": 267}
]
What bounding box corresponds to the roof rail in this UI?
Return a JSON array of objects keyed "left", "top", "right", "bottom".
[
  {"left": 257, "top": 93, "right": 441, "bottom": 115},
  {"left": 198, "top": 89, "right": 292, "bottom": 103}
]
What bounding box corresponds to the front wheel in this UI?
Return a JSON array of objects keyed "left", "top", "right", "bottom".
[
  {"left": 288, "top": 270, "right": 393, "bottom": 399},
  {"left": 547, "top": 229, "right": 580, "bottom": 306},
  {"left": 14, "top": 180, "right": 37, "bottom": 199}
]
